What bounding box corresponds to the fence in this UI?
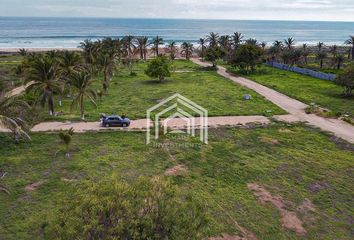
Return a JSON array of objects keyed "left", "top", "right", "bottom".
[{"left": 265, "top": 61, "right": 336, "bottom": 81}]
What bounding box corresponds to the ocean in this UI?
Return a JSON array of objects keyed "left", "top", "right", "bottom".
[{"left": 0, "top": 17, "right": 353, "bottom": 49}]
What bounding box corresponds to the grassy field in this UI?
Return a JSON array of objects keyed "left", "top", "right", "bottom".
[
  {"left": 0, "top": 123, "right": 353, "bottom": 239},
  {"left": 40, "top": 60, "right": 285, "bottom": 121},
  {"left": 228, "top": 65, "right": 354, "bottom": 118}
]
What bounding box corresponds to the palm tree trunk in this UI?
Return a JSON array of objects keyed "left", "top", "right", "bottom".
[
  {"left": 80, "top": 95, "right": 85, "bottom": 120},
  {"left": 48, "top": 95, "right": 54, "bottom": 116}
]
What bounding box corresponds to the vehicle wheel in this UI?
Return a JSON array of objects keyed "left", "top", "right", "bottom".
[
  {"left": 123, "top": 123, "right": 128, "bottom": 127},
  {"left": 105, "top": 123, "right": 110, "bottom": 128}
]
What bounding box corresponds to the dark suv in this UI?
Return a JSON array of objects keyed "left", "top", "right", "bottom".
[{"left": 101, "top": 115, "right": 131, "bottom": 127}]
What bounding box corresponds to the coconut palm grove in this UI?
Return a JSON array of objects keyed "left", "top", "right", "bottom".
[{"left": 0, "top": 5, "right": 354, "bottom": 240}]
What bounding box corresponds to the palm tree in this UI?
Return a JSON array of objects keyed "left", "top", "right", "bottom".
[
  {"left": 168, "top": 42, "right": 177, "bottom": 60},
  {"left": 122, "top": 35, "right": 136, "bottom": 58},
  {"left": 245, "top": 38, "right": 258, "bottom": 46},
  {"left": 96, "top": 38, "right": 121, "bottom": 93},
  {"left": 25, "top": 55, "right": 61, "bottom": 116},
  {"left": 58, "top": 127, "right": 74, "bottom": 158},
  {"left": 18, "top": 48, "right": 27, "bottom": 57},
  {"left": 344, "top": 36, "right": 354, "bottom": 60},
  {"left": 151, "top": 36, "right": 164, "bottom": 56},
  {"left": 181, "top": 42, "right": 194, "bottom": 60},
  {"left": 232, "top": 32, "right": 243, "bottom": 49},
  {"left": 302, "top": 44, "right": 310, "bottom": 64},
  {"left": 261, "top": 42, "right": 267, "bottom": 51},
  {"left": 0, "top": 92, "right": 30, "bottom": 141},
  {"left": 317, "top": 42, "right": 325, "bottom": 52},
  {"left": 316, "top": 51, "right": 327, "bottom": 69},
  {"left": 58, "top": 51, "right": 82, "bottom": 106},
  {"left": 198, "top": 38, "right": 206, "bottom": 58},
  {"left": 80, "top": 39, "right": 96, "bottom": 64},
  {"left": 135, "top": 36, "right": 149, "bottom": 60},
  {"left": 206, "top": 32, "right": 219, "bottom": 48},
  {"left": 335, "top": 55, "right": 345, "bottom": 70},
  {"left": 69, "top": 68, "right": 97, "bottom": 120},
  {"left": 219, "top": 35, "right": 231, "bottom": 57},
  {"left": 284, "top": 37, "right": 295, "bottom": 50}
]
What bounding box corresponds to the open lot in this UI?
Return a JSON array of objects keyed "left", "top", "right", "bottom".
[{"left": 0, "top": 123, "right": 353, "bottom": 239}]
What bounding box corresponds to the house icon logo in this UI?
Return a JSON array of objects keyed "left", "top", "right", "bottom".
[{"left": 146, "top": 93, "right": 208, "bottom": 145}]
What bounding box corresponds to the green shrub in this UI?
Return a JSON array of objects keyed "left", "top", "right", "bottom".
[
  {"left": 44, "top": 176, "right": 208, "bottom": 239},
  {"left": 145, "top": 56, "right": 171, "bottom": 82}
]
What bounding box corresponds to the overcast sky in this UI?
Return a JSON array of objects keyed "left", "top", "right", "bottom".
[{"left": 1, "top": 0, "right": 354, "bottom": 21}]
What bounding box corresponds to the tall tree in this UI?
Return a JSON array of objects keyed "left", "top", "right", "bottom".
[
  {"left": 198, "top": 38, "right": 206, "bottom": 59},
  {"left": 168, "top": 42, "right": 177, "bottom": 60},
  {"left": 0, "top": 92, "right": 30, "bottom": 141},
  {"left": 284, "top": 37, "right": 295, "bottom": 50},
  {"left": 317, "top": 42, "right": 325, "bottom": 52},
  {"left": 345, "top": 36, "right": 354, "bottom": 60},
  {"left": 25, "top": 55, "right": 61, "bottom": 115},
  {"left": 302, "top": 44, "right": 310, "bottom": 64},
  {"left": 135, "top": 36, "right": 149, "bottom": 60},
  {"left": 151, "top": 36, "right": 164, "bottom": 56},
  {"left": 79, "top": 39, "right": 96, "bottom": 65},
  {"left": 69, "top": 68, "right": 97, "bottom": 120},
  {"left": 316, "top": 51, "right": 327, "bottom": 69},
  {"left": 181, "top": 42, "right": 194, "bottom": 60},
  {"left": 232, "top": 32, "right": 243, "bottom": 49},
  {"left": 206, "top": 32, "right": 219, "bottom": 48},
  {"left": 218, "top": 35, "right": 232, "bottom": 59}
]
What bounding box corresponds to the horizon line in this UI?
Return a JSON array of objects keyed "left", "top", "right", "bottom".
[{"left": 1, "top": 16, "right": 354, "bottom": 23}]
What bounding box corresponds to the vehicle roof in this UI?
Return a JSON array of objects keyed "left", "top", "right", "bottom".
[{"left": 106, "top": 115, "right": 121, "bottom": 118}]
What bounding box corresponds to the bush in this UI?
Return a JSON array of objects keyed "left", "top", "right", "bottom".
[
  {"left": 145, "top": 56, "right": 171, "bottom": 82},
  {"left": 44, "top": 176, "right": 208, "bottom": 239},
  {"left": 229, "top": 44, "right": 263, "bottom": 73},
  {"left": 205, "top": 46, "right": 222, "bottom": 67},
  {"left": 335, "top": 63, "right": 354, "bottom": 97}
]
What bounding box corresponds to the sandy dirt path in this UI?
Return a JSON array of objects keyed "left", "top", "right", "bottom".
[
  {"left": 29, "top": 115, "right": 272, "bottom": 133},
  {"left": 191, "top": 58, "right": 354, "bottom": 143}
]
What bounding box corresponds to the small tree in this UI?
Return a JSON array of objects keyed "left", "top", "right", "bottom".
[
  {"left": 44, "top": 176, "right": 208, "bottom": 239},
  {"left": 230, "top": 44, "right": 263, "bottom": 73},
  {"left": 335, "top": 63, "right": 354, "bottom": 97},
  {"left": 58, "top": 127, "right": 74, "bottom": 158},
  {"left": 145, "top": 56, "right": 171, "bottom": 82},
  {"left": 204, "top": 46, "right": 222, "bottom": 67}
]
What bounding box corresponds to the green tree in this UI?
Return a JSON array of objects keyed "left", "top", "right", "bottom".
[
  {"left": 145, "top": 56, "right": 171, "bottom": 82},
  {"left": 335, "top": 63, "right": 354, "bottom": 97},
  {"left": 152, "top": 35, "right": 164, "bottom": 56},
  {"left": 0, "top": 92, "right": 30, "bottom": 141},
  {"left": 25, "top": 55, "right": 61, "bottom": 116},
  {"left": 232, "top": 32, "right": 243, "bottom": 49},
  {"left": 206, "top": 32, "right": 219, "bottom": 48},
  {"left": 69, "top": 68, "right": 97, "bottom": 120},
  {"left": 230, "top": 44, "right": 263, "bottom": 73},
  {"left": 284, "top": 37, "right": 295, "bottom": 50},
  {"left": 58, "top": 127, "right": 74, "bottom": 158},
  {"left": 135, "top": 36, "right": 149, "bottom": 60},
  {"left": 168, "top": 41, "right": 177, "bottom": 60},
  {"left": 204, "top": 46, "right": 222, "bottom": 68},
  {"left": 198, "top": 38, "right": 206, "bottom": 58},
  {"left": 181, "top": 42, "right": 194, "bottom": 60},
  {"left": 316, "top": 51, "right": 327, "bottom": 69},
  {"left": 44, "top": 177, "right": 208, "bottom": 239}
]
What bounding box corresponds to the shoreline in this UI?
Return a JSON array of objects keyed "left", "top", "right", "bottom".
[{"left": 0, "top": 48, "right": 81, "bottom": 54}]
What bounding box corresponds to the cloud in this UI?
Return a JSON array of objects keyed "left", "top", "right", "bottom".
[{"left": 0, "top": 0, "right": 353, "bottom": 21}]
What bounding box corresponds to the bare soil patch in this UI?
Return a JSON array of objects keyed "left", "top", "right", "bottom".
[
  {"left": 164, "top": 165, "right": 188, "bottom": 176},
  {"left": 25, "top": 181, "right": 44, "bottom": 191},
  {"left": 209, "top": 234, "right": 246, "bottom": 240},
  {"left": 248, "top": 183, "right": 307, "bottom": 236},
  {"left": 258, "top": 136, "right": 279, "bottom": 145}
]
